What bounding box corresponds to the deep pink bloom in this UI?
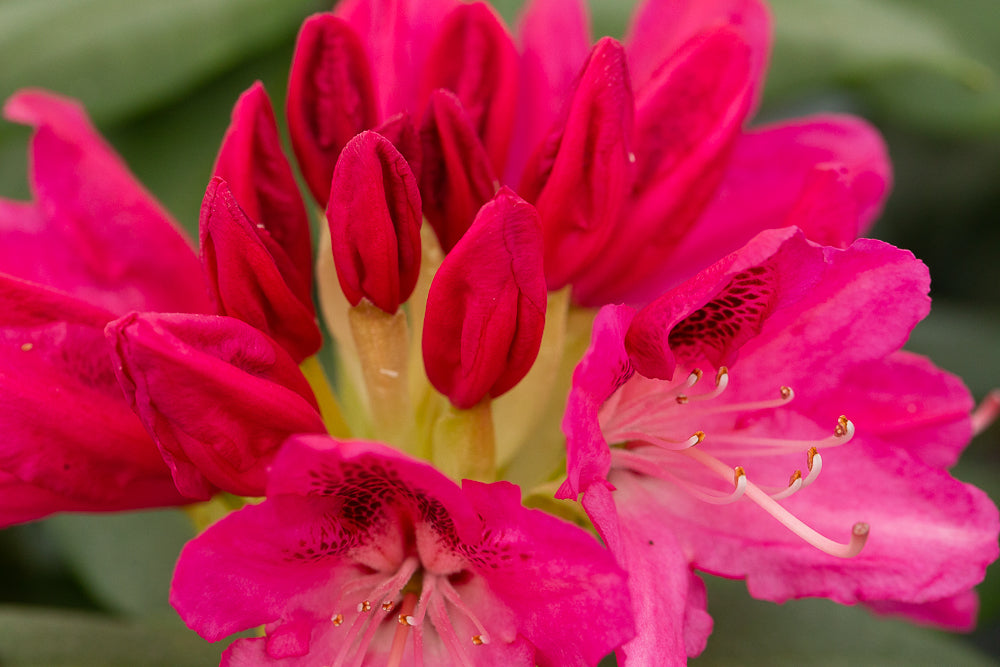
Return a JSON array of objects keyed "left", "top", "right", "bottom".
[
  {"left": 0, "top": 91, "right": 211, "bottom": 524},
  {"left": 172, "top": 436, "right": 634, "bottom": 666},
  {"left": 290, "top": 0, "right": 890, "bottom": 306},
  {"left": 422, "top": 188, "right": 546, "bottom": 409},
  {"left": 557, "top": 228, "right": 999, "bottom": 663},
  {"left": 327, "top": 131, "right": 423, "bottom": 314},
  {"left": 107, "top": 312, "right": 326, "bottom": 499}
]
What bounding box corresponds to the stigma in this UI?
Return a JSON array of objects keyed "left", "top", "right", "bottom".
[{"left": 603, "top": 365, "right": 868, "bottom": 559}]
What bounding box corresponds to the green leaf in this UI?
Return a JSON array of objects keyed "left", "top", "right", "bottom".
[
  {"left": 766, "top": 0, "right": 992, "bottom": 100},
  {"left": 40, "top": 509, "right": 195, "bottom": 617},
  {"left": 0, "top": 606, "right": 223, "bottom": 667},
  {"left": 693, "top": 578, "right": 998, "bottom": 666},
  {"left": 0, "top": 0, "right": 325, "bottom": 125}
]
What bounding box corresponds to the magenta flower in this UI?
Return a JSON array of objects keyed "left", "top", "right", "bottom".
[
  {"left": 284, "top": 0, "right": 889, "bottom": 305},
  {"left": 557, "top": 228, "right": 999, "bottom": 663},
  {"left": 172, "top": 435, "right": 634, "bottom": 666},
  {"left": 0, "top": 91, "right": 212, "bottom": 524}
]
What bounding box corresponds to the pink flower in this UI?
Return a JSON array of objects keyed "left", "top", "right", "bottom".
[
  {"left": 0, "top": 91, "right": 212, "bottom": 525},
  {"left": 286, "top": 0, "right": 889, "bottom": 305},
  {"left": 557, "top": 228, "right": 999, "bottom": 663},
  {"left": 172, "top": 435, "right": 634, "bottom": 666}
]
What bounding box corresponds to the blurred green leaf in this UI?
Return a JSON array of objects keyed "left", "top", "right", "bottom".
[
  {"left": 40, "top": 510, "right": 194, "bottom": 617},
  {"left": 0, "top": 606, "right": 222, "bottom": 666},
  {"left": 693, "top": 578, "right": 998, "bottom": 666},
  {"left": 766, "top": 0, "right": 992, "bottom": 101},
  {"left": 0, "top": 0, "right": 324, "bottom": 125}
]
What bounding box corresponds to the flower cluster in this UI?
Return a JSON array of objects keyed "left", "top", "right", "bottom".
[{"left": 0, "top": 0, "right": 997, "bottom": 665}]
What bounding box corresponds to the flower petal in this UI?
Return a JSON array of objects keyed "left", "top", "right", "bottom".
[
  {"left": 625, "top": 228, "right": 823, "bottom": 380},
  {"left": 571, "top": 27, "right": 755, "bottom": 305},
  {"left": 582, "top": 483, "right": 710, "bottom": 665},
  {"left": 508, "top": 0, "right": 592, "bottom": 184},
  {"left": 652, "top": 115, "right": 891, "bottom": 299},
  {"left": 2, "top": 90, "right": 208, "bottom": 315},
  {"left": 107, "top": 312, "right": 324, "bottom": 498},
  {"left": 336, "top": 0, "right": 459, "bottom": 118},
  {"left": 0, "top": 275, "right": 183, "bottom": 517},
  {"left": 625, "top": 0, "right": 770, "bottom": 101}
]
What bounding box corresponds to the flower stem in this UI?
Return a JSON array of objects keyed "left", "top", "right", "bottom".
[
  {"left": 348, "top": 300, "right": 413, "bottom": 450},
  {"left": 299, "top": 354, "right": 351, "bottom": 438},
  {"left": 432, "top": 398, "right": 496, "bottom": 482}
]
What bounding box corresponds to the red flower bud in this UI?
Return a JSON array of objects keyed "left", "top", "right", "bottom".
[
  {"left": 421, "top": 2, "right": 518, "bottom": 174},
  {"left": 327, "top": 131, "right": 422, "bottom": 314},
  {"left": 420, "top": 89, "right": 498, "bottom": 252},
  {"left": 422, "top": 187, "right": 546, "bottom": 409},
  {"left": 519, "top": 37, "right": 635, "bottom": 290},
  {"left": 213, "top": 82, "right": 312, "bottom": 304},
  {"left": 200, "top": 177, "right": 322, "bottom": 362},
  {"left": 287, "top": 13, "right": 378, "bottom": 206}
]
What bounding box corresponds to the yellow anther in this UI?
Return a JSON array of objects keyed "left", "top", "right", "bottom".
[
  {"left": 733, "top": 466, "right": 746, "bottom": 486},
  {"left": 807, "top": 447, "right": 818, "bottom": 470},
  {"left": 382, "top": 601, "right": 394, "bottom": 612},
  {"left": 834, "top": 415, "right": 850, "bottom": 438},
  {"left": 472, "top": 635, "right": 486, "bottom": 646},
  {"left": 780, "top": 386, "right": 792, "bottom": 400},
  {"left": 331, "top": 613, "right": 344, "bottom": 626},
  {"left": 789, "top": 470, "right": 802, "bottom": 486},
  {"left": 676, "top": 395, "right": 689, "bottom": 404},
  {"left": 358, "top": 600, "right": 372, "bottom": 613}
]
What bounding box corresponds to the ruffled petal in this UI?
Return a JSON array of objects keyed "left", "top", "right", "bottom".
[
  {"left": 2, "top": 90, "right": 209, "bottom": 315},
  {"left": 0, "top": 276, "right": 183, "bottom": 516},
  {"left": 108, "top": 312, "right": 324, "bottom": 498}
]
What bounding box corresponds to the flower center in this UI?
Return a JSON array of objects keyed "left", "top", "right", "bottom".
[
  {"left": 325, "top": 556, "right": 490, "bottom": 666},
  {"left": 601, "top": 366, "right": 868, "bottom": 558}
]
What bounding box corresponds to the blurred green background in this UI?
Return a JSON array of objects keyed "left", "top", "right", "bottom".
[{"left": 0, "top": 0, "right": 997, "bottom": 664}]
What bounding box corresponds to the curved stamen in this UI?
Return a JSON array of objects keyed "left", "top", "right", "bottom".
[
  {"left": 972, "top": 390, "right": 1000, "bottom": 436},
  {"left": 679, "top": 447, "right": 867, "bottom": 558},
  {"left": 677, "top": 367, "right": 729, "bottom": 404},
  {"left": 697, "top": 417, "right": 855, "bottom": 459},
  {"left": 767, "top": 471, "right": 803, "bottom": 501},
  {"left": 802, "top": 448, "right": 822, "bottom": 487},
  {"left": 684, "top": 385, "right": 794, "bottom": 417},
  {"left": 607, "top": 369, "right": 703, "bottom": 427},
  {"left": 610, "top": 430, "right": 704, "bottom": 451},
  {"left": 438, "top": 576, "right": 491, "bottom": 646},
  {"left": 426, "top": 584, "right": 475, "bottom": 667}
]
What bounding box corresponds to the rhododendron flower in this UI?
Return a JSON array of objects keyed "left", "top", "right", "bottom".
[
  {"left": 557, "top": 228, "right": 999, "bottom": 663},
  {"left": 286, "top": 0, "right": 890, "bottom": 305},
  {"left": 0, "top": 90, "right": 212, "bottom": 524},
  {"left": 172, "top": 436, "right": 634, "bottom": 666}
]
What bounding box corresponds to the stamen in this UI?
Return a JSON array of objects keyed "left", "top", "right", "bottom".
[
  {"left": 972, "top": 390, "right": 1000, "bottom": 436},
  {"left": 387, "top": 593, "right": 419, "bottom": 667},
  {"left": 331, "top": 613, "right": 344, "bottom": 626},
  {"left": 438, "top": 577, "right": 491, "bottom": 646},
  {"left": 357, "top": 600, "right": 372, "bottom": 613},
  {"left": 607, "top": 369, "right": 703, "bottom": 426},
  {"left": 682, "top": 367, "right": 729, "bottom": 403},
  {"left": 768, "top": 471, "right": 803, "bottom": 501},
  {"left": 700, "top": 416, "right": 855, "bottom": 457},
  {"left": 802, "top": 448, "right": 822, "bottom": 487},
  {"left": 472, "top": 635, "right": 488, "bottom": 645},
  {"left": 382, "top": 601, "right": 395, "bottom": 612},
  {"left": 610, "top": 448, "right": 747, "bottom": 504},
  {"left": 744, "top": 481, "right": 868, "bottom": 558},
  {"left": 610, "top": 430, "right": 703, "bottom": 450},
  {"left": 690, "top": 384, "right": 794, "bottom": 416}
]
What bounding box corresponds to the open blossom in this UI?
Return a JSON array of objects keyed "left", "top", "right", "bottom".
[
  {"left": 0, "top": 91, "right": 212, "bottom": 524},
  {"left": 286, "top": 0, "right": 889, "bottom": 304},
  {"left": 172, "top": 436, "right": 634, "bottom": 666},
  {"left": 557, "top": 228, "right": 999, "bottom": 663}
]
